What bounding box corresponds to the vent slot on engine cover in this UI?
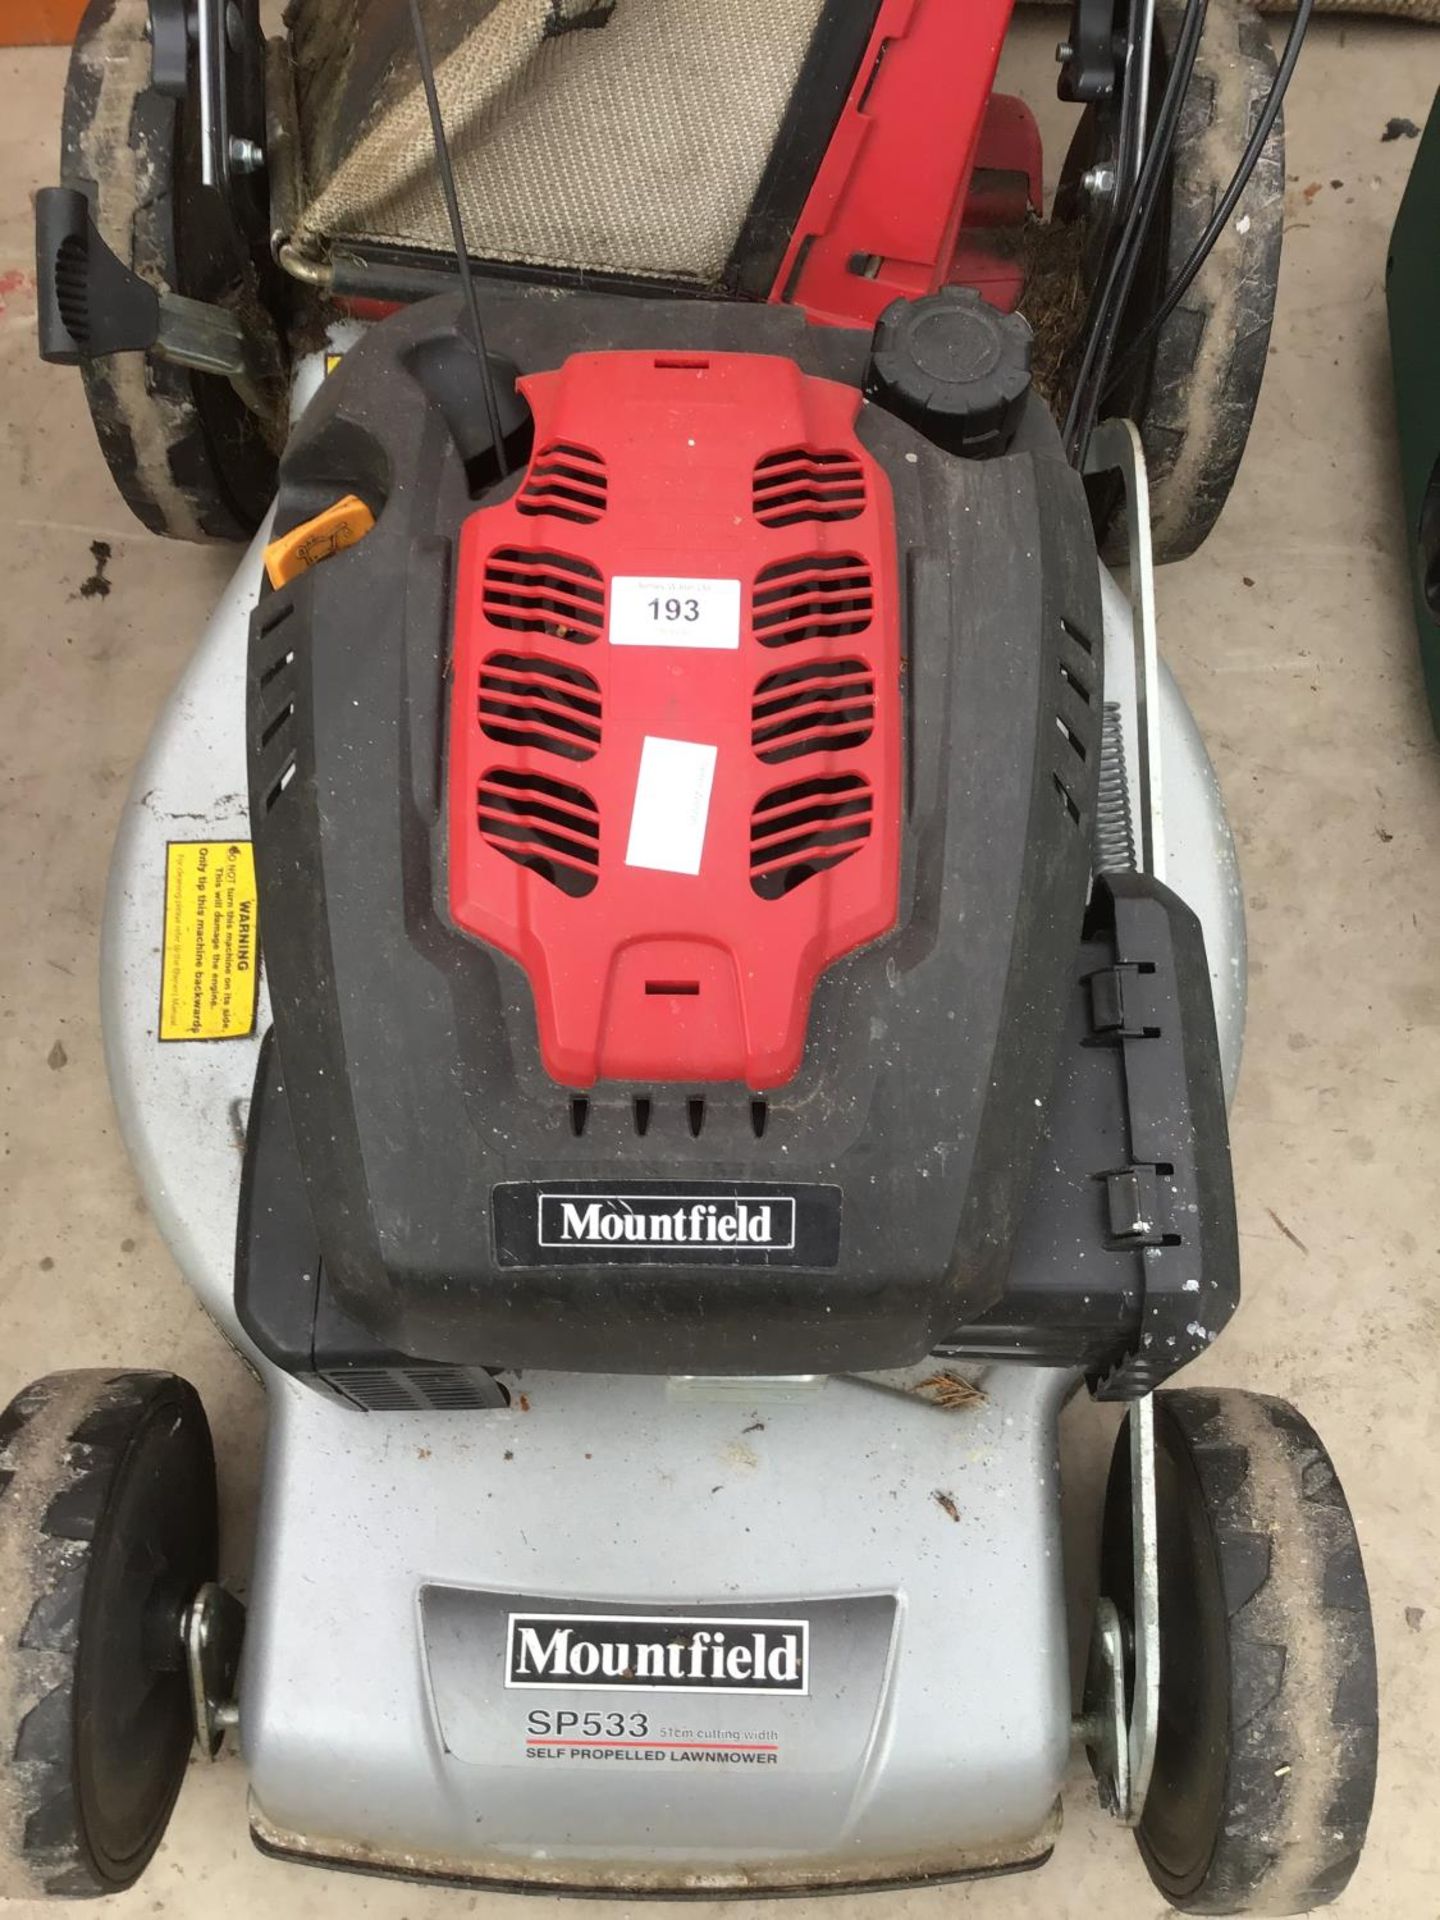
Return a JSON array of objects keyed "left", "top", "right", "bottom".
[
  {"left": 482, "top": 546, "right": 604, "bottom": 642},
  {"left": 752, "top": 446, "right": 866, "bottom": 528},
  {"left": 753, "top": 553, "right": 874, "bottom": 647},
  {"left": 750, "top": 772, "right": 874, "bottom": 898},
  {"left": 752, "top": 657, "right": 875, "bottom": 763},
  {"left": 478, "top": 767, "right": 600, "bottom": 896},
  {"left": 517, "top": 441, "right": 608, "bottom": 524},
  {"left": 254, "top": 600, "right": 299, "bottom": 814},
  {"left": 479, "top": 651, "right": 602, "bottom": 762},
  {"left": 1052, "top": 614, "right": 1099, "bottom": 830}
]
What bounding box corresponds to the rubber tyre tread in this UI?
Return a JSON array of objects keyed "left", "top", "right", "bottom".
[
  {"left": 0, "top": 1370, "right": 216, "bottom": 1899},
  {"left": 1103, "top": 1388, "right": 1378, "bottom": 1915}
]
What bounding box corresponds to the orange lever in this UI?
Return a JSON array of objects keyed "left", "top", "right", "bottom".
[{"left": 263, "top": 494, "right": 375, "bottom": 588}]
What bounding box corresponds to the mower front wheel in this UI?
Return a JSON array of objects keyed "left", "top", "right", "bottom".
[
  {"left": 0, "top": 1371, "right": 217, "bottom": 1899},
  {"left": 1102, "top": 1388, "right": 1378, "bottom": 1915}
]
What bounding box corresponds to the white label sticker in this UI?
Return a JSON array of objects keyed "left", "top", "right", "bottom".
[
  {"left": 609, "top": 576, "right": 740, "bottom": 650},
  {"left": 625, "top": 737, "right": 718, "bottom": 876}
]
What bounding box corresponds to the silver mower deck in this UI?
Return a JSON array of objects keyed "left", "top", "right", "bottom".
[{"left": 100, "top": 366, "right": 1244, "bottom": 1893}]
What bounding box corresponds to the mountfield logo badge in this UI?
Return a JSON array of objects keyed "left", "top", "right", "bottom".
[
  {"left": 538, "top": 1194, "right": 796, "bottom": 1252},
  {"left": 492, "top": 1180, "right": 841, "bottom": 1269},
  {"left": 506, "top": 1614, "right": 810, "bottom": 1695}
]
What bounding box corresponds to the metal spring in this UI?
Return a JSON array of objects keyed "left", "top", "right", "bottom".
[{"left": 1094, "top": 700, "right": 1137, "bottom": 875}]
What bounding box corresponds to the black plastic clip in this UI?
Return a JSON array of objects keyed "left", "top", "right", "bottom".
[
  {"left": 1087, "top": 960, "right": 1161, "bottom": 1039},
  {"left": 1104, "top": 1165, "right": 1172, "bottom": 1246}
]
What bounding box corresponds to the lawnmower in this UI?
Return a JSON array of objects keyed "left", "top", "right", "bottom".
[{"left": 3, "top": 0, "right": 1378, "bottom": 1907}]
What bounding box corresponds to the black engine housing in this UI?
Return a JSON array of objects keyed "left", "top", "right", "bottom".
[{"left": 240, "top": 288, "right": 1107, "bottom": 1377}]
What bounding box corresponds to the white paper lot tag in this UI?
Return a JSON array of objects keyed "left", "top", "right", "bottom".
[
  {"left": 609, "top": 576, "right": 741, "bottom": 650},
  {"left": 625, "top": 737, "right": 718, "bottom": 876}
]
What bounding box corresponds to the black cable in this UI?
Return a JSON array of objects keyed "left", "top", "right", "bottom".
[
  {"left": 1105, "top": 0, "right": 1312, "bottom": 394},
  {"left": 1064, "top": 0, "right": 1207, "bottom": 458},
  {"left": 405, "top": 0, "right": 510, "bottom": 478},
  {"left": 1067, "top": 0, "right": 1198, "bottom": 456},
  {"left": 1063, "top": 0, "right": 1209, "bottom": 464}
]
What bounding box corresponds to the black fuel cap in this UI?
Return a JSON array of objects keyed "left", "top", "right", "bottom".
[{"left": 868, "top": 289, "right": 1033, "bottom": 459}]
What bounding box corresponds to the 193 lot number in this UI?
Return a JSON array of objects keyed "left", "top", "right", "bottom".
[{"left": 609, "top": 576, "right": 740, "bottom": 650}]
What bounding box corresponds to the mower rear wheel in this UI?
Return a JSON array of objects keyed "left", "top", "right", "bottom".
[
  {"left": 0, "top": 1371, "right": 217, "bottom": 1899},
  {"left": 61, "top": 0, "right": 281, "bottom": 541},
  {"left": 1056, "top": 0, "right": 1285, "bottom": 563},
  {"left": 1101, "top": 1389, "right": 1378, "bottom": 1915}
]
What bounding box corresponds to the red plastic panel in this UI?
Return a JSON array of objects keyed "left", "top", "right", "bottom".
[
  {"left": 947, "top": 92, "right": 1045, "bottom": 314},
  {"left": 448, "top": 351, "right": 901, "bottom": 1090},
  {"left": 772, "top": 0, "right": 1018, "bottom": 328}
]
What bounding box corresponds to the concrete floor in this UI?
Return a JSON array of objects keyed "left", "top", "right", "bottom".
[{"left": 2, "top": 13, "right": 1439, "bottom": 1917}]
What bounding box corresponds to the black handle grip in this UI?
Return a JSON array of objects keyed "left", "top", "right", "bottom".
[{"left": 35, "top": 186, "right": 160, "bottom": 368}]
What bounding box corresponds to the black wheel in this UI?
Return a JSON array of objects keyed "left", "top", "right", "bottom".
[
  {"left": 1101, "top": 1389, "right": 1378, "bottom": 1915},
  {"left": 60, "top": 0, "right": 282, "bottom": 541},
  {"left": 1053, "top": 0, "right": 1285, "bottom": 563},
  {"left": 0, "top": 1371, "right": 217, "bottom": 1899}
]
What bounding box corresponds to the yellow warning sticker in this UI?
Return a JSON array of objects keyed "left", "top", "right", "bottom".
[
  {"left": 159, "top": 841, "right": 259, "bottom": 1042},
  {"left": 325, "top": 351, "right": 344, "bottom": 375}
]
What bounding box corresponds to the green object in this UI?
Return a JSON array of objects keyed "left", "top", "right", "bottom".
[{"left": 1387, "top": 87, "right": 1440, "bottom": 736}]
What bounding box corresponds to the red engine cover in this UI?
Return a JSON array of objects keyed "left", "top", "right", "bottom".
[{"left": 447, "top": 350, "right": 901, "bottom": 1089}]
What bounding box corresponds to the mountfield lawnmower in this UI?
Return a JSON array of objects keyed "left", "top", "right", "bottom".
[{"left": 5, "top": 0, "right": 1377, "bottom": 1908}]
